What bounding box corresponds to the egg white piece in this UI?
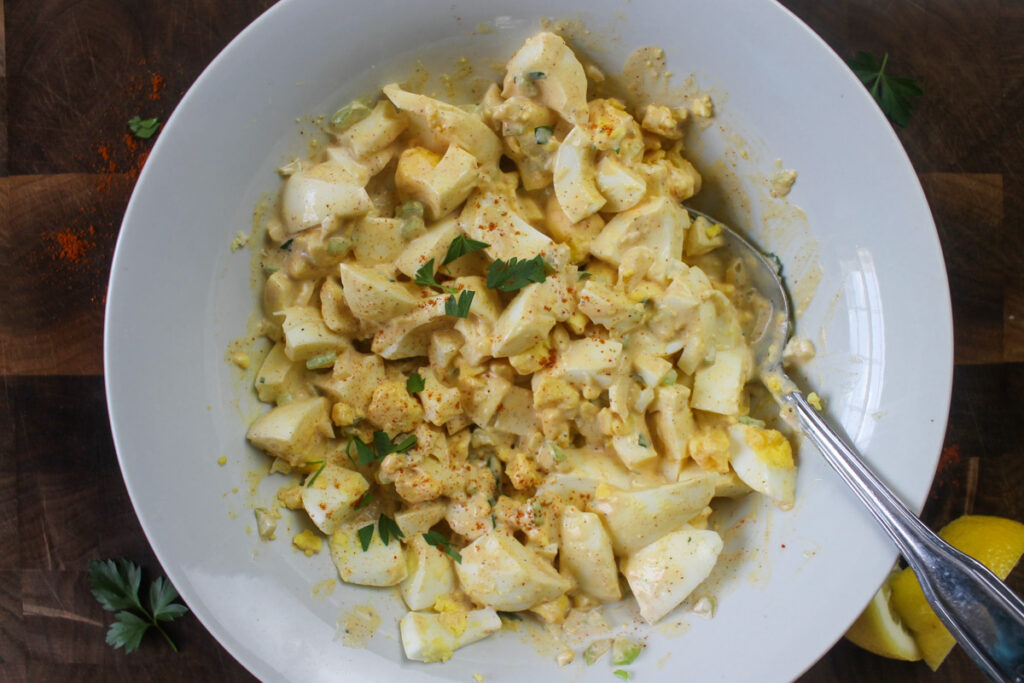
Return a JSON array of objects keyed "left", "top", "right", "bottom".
[
  {"left": 399, "top": 608, "right": 502, "bottom": 663},
  {"left": 727, "top": 423, "right": 797, "bottom": 509}
]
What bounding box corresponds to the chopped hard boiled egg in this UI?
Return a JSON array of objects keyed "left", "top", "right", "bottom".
[
  {"left": 727, "top": 423, "right": 796, "bottom": 508},
  {"left": 239, "top": 29, "right": 802, "bottom": 663},
  {"left": 399, "top": 608, "right": 502, "bottom": 663},
  {"left": 621, "top": 528, "right": 724, "bottom": 624}
]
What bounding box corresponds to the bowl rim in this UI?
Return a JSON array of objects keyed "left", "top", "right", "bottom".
[{"left": 104, "top": 0, "right": 954, "bottom": 680}]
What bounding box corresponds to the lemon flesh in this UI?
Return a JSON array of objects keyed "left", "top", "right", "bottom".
[
  {"left": 845, "top": 581, "right": 922, "bottom": 661},
  {"left": 890, "top": 515, "right": 1024, "bottom": 670}
]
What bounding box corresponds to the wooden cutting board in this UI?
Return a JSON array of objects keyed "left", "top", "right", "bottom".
[{"left": 1, "top": 0, "right": 1021, "bottom": 680}]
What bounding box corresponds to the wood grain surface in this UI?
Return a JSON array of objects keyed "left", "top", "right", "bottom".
[{"left": 1, "top": 1, "right": 1021, "bottom": 681}]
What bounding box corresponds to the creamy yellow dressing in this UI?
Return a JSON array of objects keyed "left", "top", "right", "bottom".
[{"left": 238, "top": 30, "right": 801, "bottom": 664}]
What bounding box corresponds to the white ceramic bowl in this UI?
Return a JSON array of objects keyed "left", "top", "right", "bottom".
[{"left": 105, "top": 0, "right": 953, "bottom": 680}]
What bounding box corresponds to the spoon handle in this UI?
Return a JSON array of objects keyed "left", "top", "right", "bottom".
[{"left": 786, "top": 390, "right": 1024, "bottom": 682}]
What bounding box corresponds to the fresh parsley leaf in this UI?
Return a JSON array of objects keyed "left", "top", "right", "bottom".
[
  {"left": 350, "top": 431, "right": 417, "bottom": 466},
  {"left": 378, "top": 514, "right": 404, "bottom": 546},
  {"left": 148, "top": 577, "right": 188, "bottom": 622},
  {"left": 88, "top": 558, "right": 188, "bottom": 653},
  {"left": 106, "top": 610, "right": 150, "bottom": 653},
  {"left": 357, "top": 524, "right": 375, "bottom": 551},
  {"left": 443, "top": 235, "right": 490, "bottom": 265},
  {"left": 485, "top": 256, "right": 547, "bottom": 291},
  {"left": 305, "top": 460, "right": 327, "bottom": 487},
  {"left": 423, "top": 531, "right": 463, "bottom": 563},
  {"left": 373, "top": 431, "right": 394, "bottom": 459},
  {"left": 445, "top": 290, "right": 475, "bottom": 318},
  {"left": 279, "top": 238, "right": 294, "bottom": 251},
  {"left": 128, "top": 115, "right": 160, "bottom": 139},
  {"left": 88, "top": 558, "right": 143, "bottom": 612},
  {"left": 578, "top": 271, "right": 593, "bottom": 281},
  {"left": 413, "top": 258, "right": 458, "bottom": 294},
  {"left": 407, "top": 372, "right": 425, "bottom": 393},
  {"left": 349, "top": 435, "right": 378, "bottom": 466},
  {"left": 393, "top": 434, "right": 418, "bottom": 453},
  {"left": 355, "top": 492, "right": 375, "bottom": 509},
  {"left": 846, "top": 51, "right": 923, "bottom": 127}
]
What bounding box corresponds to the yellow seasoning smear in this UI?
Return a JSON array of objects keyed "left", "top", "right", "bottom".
[
  {"left": 293, "top": 530, "right": 322, "bottom": 556},
  {"left": 342, "top": 604, "right": 381, "bottom": 648}
]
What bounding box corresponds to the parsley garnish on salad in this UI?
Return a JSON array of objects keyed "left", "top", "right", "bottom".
[{"left": 485, "top": 255, "right": 547, "bottom": 291}]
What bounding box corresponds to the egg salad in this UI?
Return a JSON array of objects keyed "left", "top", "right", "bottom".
[{"left": 243, "top": 31, "right": 798, "bottom": 663}]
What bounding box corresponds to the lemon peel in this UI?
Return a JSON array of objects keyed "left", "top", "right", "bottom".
[
  {"left": 844, "top": 578, "right": 921, "bottom": 661},
  {"left": 890, "top": 515, "right": 1024, "bottom": 670}
]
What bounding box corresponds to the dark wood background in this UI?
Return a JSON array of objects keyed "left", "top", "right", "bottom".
[{"left": 1, "top": 0, "right": 1020, "bottom": 680}]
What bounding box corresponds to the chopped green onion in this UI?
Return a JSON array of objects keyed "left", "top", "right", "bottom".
[
  {"left": 583, "top": 639, "right": 612, "bottom": 665},
  {"left": 327, "top": 237, "right": 350, "bottom": 255},
  {"left": 306, "top": 352, "right": 337, "bottom": 370},
  {"left": 660, "top": 369, "right": 678, "bottom": 385},
  {"left": 612, "top": 638, "right": 643, "bottom": 666},
  {"left": 738, "top": 415, "right": 766, "bottom": 428},
  {"left": 525, "top": 71, "right": 547, "bottom": 80},
  {"left": 401, "top": 218, "right": 426, "bottom": 240},
  {"left": 398, "top": 200, "right": 424, "bottom": 218},
  {"left": 534, "top": 126, "right": 554, "bottom": 145},
  {"left": 329, "top": 101, "right": 371, "bottom": 131}
]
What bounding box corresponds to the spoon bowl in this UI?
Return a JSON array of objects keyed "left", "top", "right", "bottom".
[{"left": 696, "top": 208, "right": 1024, "bottom": 682}]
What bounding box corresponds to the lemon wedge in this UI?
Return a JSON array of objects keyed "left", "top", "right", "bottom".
[
  {"left": 845, "top": 579, "right": 922, "bottom": 661},
  {"left": 889, "top": 515, "right": 1024, "bottom": 670}
]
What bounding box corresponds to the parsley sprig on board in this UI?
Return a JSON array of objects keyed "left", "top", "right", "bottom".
[
  {"left": 88, "top": 558, "right": 189, "bottom": 653},
  {"left": 128, "top": 116, "right": 160, "bottom": 139},
  {"left": 846, "top": 51, "right": 923, "bottom": 126}
]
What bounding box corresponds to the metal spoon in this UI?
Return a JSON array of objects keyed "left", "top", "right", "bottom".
[{"left": 687, "top": 207, "right": 1024, "bottom": 682}]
